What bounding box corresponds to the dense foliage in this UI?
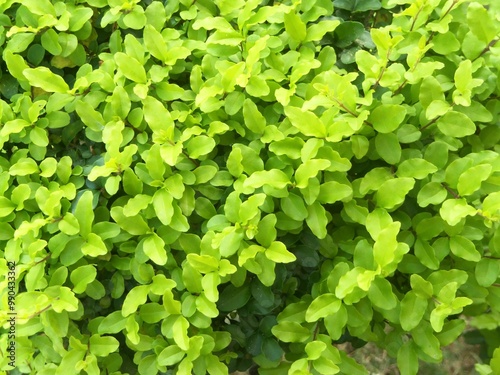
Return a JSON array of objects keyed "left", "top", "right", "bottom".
[{"left": 1, "top": 0, "right": 500, "bottom": 374}]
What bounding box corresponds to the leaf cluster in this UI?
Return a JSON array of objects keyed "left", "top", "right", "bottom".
[{"left": 0, "top": 0, "right": 500, "bottom": 375}]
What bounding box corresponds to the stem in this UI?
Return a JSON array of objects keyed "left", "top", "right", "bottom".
[
  {"left": 393, "top": 79, "right": 408, "bottom": 96},
  {"left": 472, "top": 38, "right": 500, "bottom": 62},
  {"left": 332, "top": 97, "right": 373, "bottom": 127},
  {"left": 307, "top": 323, "right": 321, "bottom": 372},
  {"left": 409, "top": 6, "right": 423, "bottom": 32},
  {"left": 34, "top": 253, "right": 52, "bottom": 265},
  {"left": 441, "top": 183, "right": 460, "bottom": 199},
  {"left": 25, "top": 305, "right": 52, "bottom": 319},
  {"left": 168, "top": 140, "right": 200, "bottom": 167},
  {"left": 420, "top": 116, "right": 439, "bottom": 132},
  {"left": 372, "top": 48, "right": 393, "bottom": 91},
  {"left": 428, "top": 0, "right": 460, "bottom": 43},
  {"left": 312, "top": 322, "right": 320, "bottom": 340},
  {"left": 483, "top": 255, "right": 500, "bottom": 260},
  {"left": 392, "top": 52, "right": 424, "bottom": 96}
]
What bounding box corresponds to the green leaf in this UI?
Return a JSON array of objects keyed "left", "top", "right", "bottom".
[
  {"left": 22, "top": 0, "right": 56, "bottom": 16},
  {"left": 281, "top": 192, "right": 308, "bottom": 221},
  {"left": 369, "top": 104, "right": 406, "bottom": 133},
  {"left": 173, "top": 315, "right": 190, "bottom": 351},
  {"left": 205, "top": 354, "right": 228, "bottom": 375},
  {"left": 143, "top": 233, "right": 167, "bottom": 265},
  {"left": 89, "top": 335, "right": 119, "bottom": 357},
  {"left": 30, "top": 127, "right": 49, "bottom": 147},
  {"left": 475, "top": 258, "right": 500, "bottom": 288},
  {"left": 262, "top": 338, "right": 285, "bottom": 362},
  {"left": 397, "top": 159, "right": 437, "bottom": 179},
  {"left": 158, "top": 345, "right": 185, "bottom": 366},
  {"left": 414, "top": 238, "right": 440, "bottom": 270},
  {"left": 449, "top": 235, "right": 481, "bottom": 262},
  {"left": 306, "top": 20, "right": 340, "bottom": 42},
  {"left": 55, "top": 350, "right": 86, "bottom": 375},
  {"left": 219, "top": 228, "right": 244, "bottom": 257},
  {"left": 482, "top": 191, "right": 500, "bottom": 216},
  {"left": 397, "top": 341, "right": 419, "bottom": 375},
  {"left": 334, "top": 21, "right": 365, "bottom": 48},
  {"left": 98, "top": 311, "right": 127, "bottom": 334},
  {"left": 375, "top": 132, "right": 401, "bottom": 164},
  {"left": 375, "top": 178, "right": 415, "bottom": 210},
  {"left": 153, "top": 189, "right": 174, "bottom": 226},
  {"left": 368, "top": 277, "right": 397, "bottom": 310},
  {"left": 1, "top": 119, "right": 31, "bottom": 137},
  {"left": 70, "top": 265, "right": 97, "bottom": 294},
  {"left": 373, "top": 222, "right": 400, "bottom": 269},
  {"left": 265, "top": 241, "right": 296, "bottom": 263},
  {"left": 74, "top": 191, "right": 94, "bottom": 238},
  {"left": 82, "top": 233, "right": 108, "bottom": 257},
  {"left": 410, "top": 274, "right": 434, "bottom": 299},
  {"left": 295, "top": 159, "right": 331, "bottom": 189},
  {"left": 0, "top": 197, "right": 16, "bottom": 218},
  {"left": 317, "top": 181, "right": 352, "bottom": 203},
  {"left": 284, "top": 10, "right": 306, "bottom": 42},
  {"left": 110, "top": 206, "right": 150, "bottom": 235},
  {"left": 467, "top": 3, "right": 498, "bottom": 44},
  {"left": 9, "top": 158, "right": 39, "bottom": 176},
  {"left": 187, "top": 254, "right": 219, "bottom": 273},
  {"left": 142, "top": 95, "right": 174, "bottom": 134},
  {"left": 256, "top": 214, "right": 278, "bottom": 248},
  {"left": 218, "top": 284, "right": 251, "bottom": 312},
  {"left": 143, "top": 24, "right": 169, "bottom": 62},
  {"left": 411, "top": 324, "right": 442, "bottom": 361},
  {"left": 313, "top": 357, "right": 340, "bottom": 374},
  {"left": 186, "top": 136, "right": 216, "bottom": 159},
  {"left": 457, "top": 164, "right": 492, "bottom": 196},
  {"left": 437, "top": 111, "right": 476, "bottom": 138},
  {"left": 272, "top": 321, "right": 311, "bottom": 343},
  {"left": 243, "top": 170, "right": 290, "bottom": 190},
  {"left": 23, "top": 67, "right": 69, "bottom": 93},
  {"left": 305, "top": 293, "right": 341, "bottom": 322},
  {"left": 243, "top": 98, "right": 266, "bottom": 134},
  {"left": 285, "top": 106, "right": 327, "bottom": 138},
  {"left": 400, "top": 291, "right": 428, "bottom": 331},
  {"left": 365, "top": 208, "right": 392, "bottom": 240},
  {"left": 114, "top": 52, "right": 147, "bottom": 83},
  {"left": 417, "top": 182, "right": 447, "bottom": 208},
  {"left": 58, "top": 212, "right": 79, "bottom": 236},
  {"left": 306, "top": 201, "right": 328, "bottom": 239},
  {"left": 51, "top": 286, "right": 79, "bottom": 313},
  {"left": 335, "top": 0, "right": 381, "bottom": 12},
  {"left": 440, "top": 198, "right": 477, "bottom": 226},
  {"left": 122, "top": 285, "right": 150, "bottom": 317}
]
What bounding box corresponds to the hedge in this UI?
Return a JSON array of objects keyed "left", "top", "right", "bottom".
[{"left": 1, "top": 0, "right": 500, "bottom": 374}]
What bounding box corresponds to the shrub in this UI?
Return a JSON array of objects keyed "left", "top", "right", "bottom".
[{"left": 1, "top": 0, "right": 500, "bottom": 374}]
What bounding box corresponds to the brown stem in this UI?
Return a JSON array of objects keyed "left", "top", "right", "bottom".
[
  {"left": 420, "top": 116, "right": 439, "bottom": 132},
  {"left": 441, "top": 183, "right": 460, "bottom": 199},
  {"left": 473, "top": 38, "right": 500, "bottom": 62},
  {"left": 372, "top": 48, "right": 393, "bottom": 90},
  {"left": 167, "top": 140, "right": 200, "bottom": 167},
  {"left": 410, "top": 6, "right": 424, "bottom": 32},
  {"left": 332, "top": 98, "right": 373, "bottom": 127},
  {"left": 34, "top": 253, "right": 52, "bottom": 265},
  {"left": 25, "top": 305, "right": 52, "bottom": 319}
]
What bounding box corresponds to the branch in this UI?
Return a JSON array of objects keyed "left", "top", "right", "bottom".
[
  {"left": 420, "top": 116, "right": 440, "bottom": 132},
  {"left": 441, "top": 183, "right": 460, "bottom": 199},
  {"left": 473, "top": 38, "right": 500, "bottom": 62}
]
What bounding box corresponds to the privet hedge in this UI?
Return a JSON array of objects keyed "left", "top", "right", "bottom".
[{"left": 1, "top": 0, "right": 500, "bottom": 374}]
